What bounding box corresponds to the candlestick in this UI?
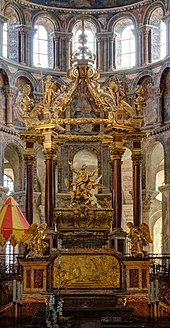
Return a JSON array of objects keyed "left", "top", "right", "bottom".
[
  {"left": 148, "top": 283, "right": 151, "bottom": 304},
  {"left": 155, "top": 279, "right": 159, "bottom": 301},
  {"left": 13, "top": 280, "right": 17, "bottom": 302},
  {"left": 151, "top": 281, "right": 154, "bottom": 303}
]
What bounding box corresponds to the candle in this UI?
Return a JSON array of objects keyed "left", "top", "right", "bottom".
[
  {"left": 13, "top": 280, "right": 16, "bottom": 302},
  {"left": 17, "top": 281, "right": 21, "bottom": 302},
  {"left": 148, "top": 284, "right": 151, "bottom": 304},
  {"left": 151, "top": 281, "right": 154, "bottom": 303},
  {"left": 52, "top": 296, "right": 55, "bottom": 305},
  {"left": 20, "top": 283, "right": 23, "bottom": 304},
  {"left": 155, "top": 279, "right": 159, "bottom": 301}
]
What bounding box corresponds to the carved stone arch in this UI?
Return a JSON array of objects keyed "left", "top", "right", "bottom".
[
  {"left": 107, "top": 12, "right": 138, "bottom": 31},
  {"left": 0, "top": 67, "right": 10, "bottom": 86},
  {"left": 160, "top": 67, "right": 170, "bottom": 124},
  {"left": 68, "top": 144, "right": 101, "bottom": 165},
  {"left": 137, "top": 70, "right": 158, "bottom": 86},
  {"left": 4, "top": 2, "right": 25, "bottom": 25},
  {"left": 3, "top": 139, "right": 25, "bottom": 192},
  {"left": 143, "top": 1, "right": 166, "bottom": 25},
  {"left": 137, "top": 74, "right": 159, "bottom": 127},
  {"left": 13, "top": 73, "right": 36, "bottom": 128},
  {"left": 68, "top": 14, "right": 101, "bottom": 33},
  {"left": 144, "top": 141, "right": 164, "bottom": 191},
  {"left": 0, "top": 68, "right": 10, "bottom": 125},
  {"left": 13, "top": 71, "right": 37, "bottom": 91},
  {"left": 150, "top": 210, "right": 162, "bottom": 253},
  {"left": 32, "top": 11, "right": 61, "bottom": 32}
]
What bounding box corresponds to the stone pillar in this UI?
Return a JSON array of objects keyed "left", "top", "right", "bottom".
[
  {"left": 137, "top": 25, "right": 152, "bottom": 66},
  {"left": 18, "top": 27, "right": 26, "bottom": 64},
  {"left": 3, "top": 87, "right": 14, "bottom": 127},
  {"left": 132, "top": 141, "right": 142, "bottom": 227},
  {"left": 25, "top": 27, "right": 37, "bottom": 66},
  {"left": 24, "top": 142, "right": 35, "bottom": 225},
  {"left": 56, "top": 32, "right": 72, "bottom": 71},
  {"left": 0, "top": 15, "right": 7, "bottom": 56},
  {"left": 96, "top": 37, "right": 101, "bottom": 70},
  {"left": 108, "top": 34, "right": 115, "bottom": 71},
  {"left": 159, "top": 184, "right": 170, "bottom": 253},
  {"left": 96, "top": 32, "right": 114, "bottom": 72},
  {"left": 51, "top": 32, "right": 60, "bottom": 69}
]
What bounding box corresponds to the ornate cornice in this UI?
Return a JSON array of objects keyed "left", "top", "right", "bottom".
[{"left": 14, "top": 0, "right": 156, "bottom": 14}]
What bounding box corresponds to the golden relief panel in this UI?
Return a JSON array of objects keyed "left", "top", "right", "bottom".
[{"left": 53, "top": 253, "right": 120, "bottom": 289}]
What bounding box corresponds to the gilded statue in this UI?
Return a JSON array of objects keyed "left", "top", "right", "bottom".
[
  {"left": 22, "top": 223, "right": 49, "bottom": 258},
  {"left": 42, "top": 75, "right": 56, "bottom": 107},
  {"left": 65, "top": 162, "right": 103, "bottom": 208},
  {"left": 20, "top": 84, "right": 33, "bottom": 113},
  {"left": 127, "top": 222, "right": 152, "bottom": 258}
]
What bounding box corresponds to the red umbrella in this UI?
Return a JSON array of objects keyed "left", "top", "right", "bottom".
[{"left": 0, "top": 197, "right": 29, "bottom": 246}]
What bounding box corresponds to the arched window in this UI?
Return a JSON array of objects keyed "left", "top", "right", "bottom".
[
  {"left": 72, "top": 21, "right": 96, "bottom": 59},
  {"left": 115, "top": 18, "right": 136, "bottom": 69},
  {"left": 3, "top": 174, "right": 14, "bottom": 195},
  {"left": 2, "top": 22, "right": 8, "bottom": 58},
  {"left": 149, "top": 7, "right": 166, "bottom": 62},
  {"left": 33, "top": 24, "right": 48, "bottom": 68}
]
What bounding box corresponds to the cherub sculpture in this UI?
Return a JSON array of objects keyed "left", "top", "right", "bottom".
[
  {"left": 127, "top": 222, "right": 152, "bottom": 258},
  {"left": 65, "top": 162, "right": 103, "bottom": 208},
  {"left": 22, "top": 223, "right": 49, "bottom": 258}
]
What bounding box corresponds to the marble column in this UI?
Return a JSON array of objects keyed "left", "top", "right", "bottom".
[
  {"left": 51, "top": 32, "right": 60, "bottom": 69},
  {"left": 3, "top": 87, "right": 14, "bottom": 127},
  {"left": 109, "top": 137, "right": 124, "bottom": 229},
  {"left": 132, "top": 141, "right": 142, "bottom": 227},
  {"left": 43, "top": 148, "right": 55, "bottom": 228},
  {"left": 24, "top": 151, "right": 35, "bottom": 225},
  {"left": 19, "top": 27, "right": 26, "bottom": 64},
  {"left": 96, "top": 32, "right": 114, "bottom": 72}
]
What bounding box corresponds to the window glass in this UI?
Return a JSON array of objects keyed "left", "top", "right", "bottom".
[
  {"left": 3, "top": 22, "right": 8, "bottom": 58},
  {"left": 33, "top": 24, "right": 48, "bottom": 68},
  {"left": 115, "top": 19, "right": 135, "bottom": 69}
]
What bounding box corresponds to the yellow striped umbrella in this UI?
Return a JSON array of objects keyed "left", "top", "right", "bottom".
[{"left": 0, "top": 197, "right": 29, "bottom": 246}]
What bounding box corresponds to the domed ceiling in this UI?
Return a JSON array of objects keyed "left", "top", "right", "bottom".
[{"left": 30, "top": 0, "right": 144, "bottom": 9}]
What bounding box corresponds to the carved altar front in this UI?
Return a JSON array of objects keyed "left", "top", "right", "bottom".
[{"left": 52, "top": 249, "right": 121, "bottom": 290}]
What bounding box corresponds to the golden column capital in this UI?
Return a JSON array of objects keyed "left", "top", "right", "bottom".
[
  {"left": 43, "top": 148, "right": 55, "bottom": 160},
  {"left": 24, "top": 153, "right": 35, "bottom": 164}
]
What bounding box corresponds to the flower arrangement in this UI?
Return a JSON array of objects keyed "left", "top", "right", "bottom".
[{"left": 46, "top": 296, "right": 64, "bottom": 328}]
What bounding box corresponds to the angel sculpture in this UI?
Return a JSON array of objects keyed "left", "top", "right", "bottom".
[
  {"left": 22, "top": 223, "right": 49, "bottom": 258},
  {"left": 65, "top": 162, "right": 103, "bottom": 208},
  {"left": 127, "top": 222, "right": 152, "bottom": 258}
]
